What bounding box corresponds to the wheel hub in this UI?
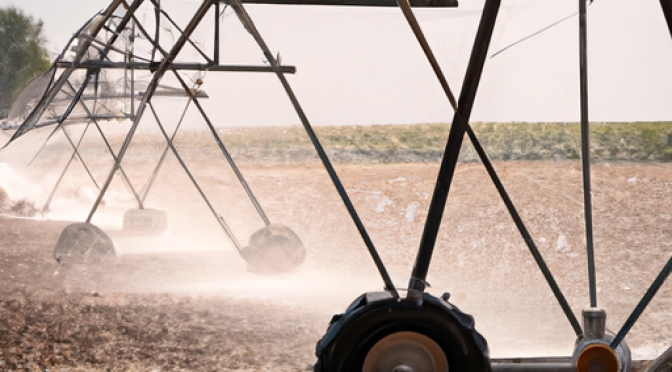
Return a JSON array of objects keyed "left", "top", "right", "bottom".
[{"left": 362, "top": 331, "right": 448, "bottom": 372}]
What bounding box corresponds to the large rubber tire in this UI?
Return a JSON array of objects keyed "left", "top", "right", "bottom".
[
  {"left": 54, "top": 222, "right": 115, "bottom": 264},
  {"left": 122, "top": 208, "right": 167, "bottom": 235},
  {"left": 315, "top": 293, "right": 491, "bottom": 372},
  {"left": 240, "top": 224, "right": 306, "bottom": 274},
  {"left": 645, "top": 344, "right": 672, "bottom": 372},
  {"left": 54, "top": 223, "right": 116, "bottom": 293}
]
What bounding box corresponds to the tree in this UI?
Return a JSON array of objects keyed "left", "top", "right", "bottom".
[{"left": 0, "top": 7, "right": 51, "bottom": 118}]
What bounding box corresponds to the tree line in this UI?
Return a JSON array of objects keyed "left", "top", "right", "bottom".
[{"left": 0, "top": 6, "right": 50, "bottom": 118}]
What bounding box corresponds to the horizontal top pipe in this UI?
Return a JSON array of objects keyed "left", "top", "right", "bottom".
[
  {"left": 56, "top": 61, "right": 296, "bottom": 74},
  {"left": 235, "top": 0, "right": 458, "bottom": 7}
]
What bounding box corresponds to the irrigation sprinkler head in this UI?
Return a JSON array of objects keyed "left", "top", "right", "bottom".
[{"left": 239, "top": 224, "right": 305, "bottom": 274}]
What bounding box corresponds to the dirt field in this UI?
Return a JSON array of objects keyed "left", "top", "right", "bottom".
[{"left": 2, "top": 129, "right": 672, "bottom": 370}]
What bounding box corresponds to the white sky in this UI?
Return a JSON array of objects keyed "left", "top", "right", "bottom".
[{"left": 1, "top": 0, "right": 671, "bottom": 125}]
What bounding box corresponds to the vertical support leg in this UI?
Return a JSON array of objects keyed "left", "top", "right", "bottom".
[
  {"left": 230, "top": 0, "right": 398, "bottom": 296},
  {"left": 408, "top": 0, "right": 501, "bottom": 299},
  {"left": 215, "top": 1, "right": 220, "bottom": 64},
  {"left": 579, "top": 0, "right": 597, "bottom": 309}
]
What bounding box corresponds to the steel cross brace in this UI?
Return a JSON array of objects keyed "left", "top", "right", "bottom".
[
  {"left": 138, "top": 99, "right": 193, "bottom": 204},
  {"left": 40, "top": 69, "right": 146, "bottom": 213},
  {"left": 69, "top": 85, "right": 145, "bottom": 206},
  {"left": 86, "top": 0, "right": 216, "bottom": 223},
  {"left": 7, "top": 0, "right": 142, "bottom": 144},
  {"left": 123, "top": 4, "right": 272, "bottom": 227},
  {"left": 83, "top": 0, "right": 274, "bottom": 251},
  {"left": 8, "top": 0, "right": 150, "bottom": 213},
  {"left": 608, "top": 0, "right": 672, "bottom": 349},
  {"left": 227, "top": 0, "right": 400, "bottom": 297},
  {"left": 405, "top": 0, "right": 583, "bottom": 336},
  {"left": 41, "top": 124, "right": 93, "bottom": 214},
  {"left": 169, "top": 68, "right": 272, "bottom": 226},
  {"left": 146, "top": 98, "right": 244, "bottom": 251}
]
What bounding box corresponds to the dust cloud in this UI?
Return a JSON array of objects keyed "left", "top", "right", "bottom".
[
  {"left": 0, "top": 125, "right": 384, "bottom": 325},
  {"left": 3, "top": 128, "right": 672, "bottom": 364}
]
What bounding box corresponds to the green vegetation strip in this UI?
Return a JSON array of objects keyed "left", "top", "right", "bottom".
[{"left": 121, "top": 122, "right": 672, "bottom": 164}]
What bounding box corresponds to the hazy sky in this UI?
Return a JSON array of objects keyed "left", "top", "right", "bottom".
[{"left": 1, "top": 0, "right": 671, "bottom": 125}]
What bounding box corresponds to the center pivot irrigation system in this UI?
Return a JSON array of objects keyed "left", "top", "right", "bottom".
[{"left": 3, "top": 0, "right": 672, "bottom": 371}]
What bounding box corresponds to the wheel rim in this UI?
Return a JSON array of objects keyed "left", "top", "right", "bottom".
[{"left": 362, "top": 331, "right": 449, "bottom": 372}]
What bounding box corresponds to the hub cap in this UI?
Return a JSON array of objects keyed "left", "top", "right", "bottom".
[{"left": 362, "top": 331, "right": 449, "bottom": 372}]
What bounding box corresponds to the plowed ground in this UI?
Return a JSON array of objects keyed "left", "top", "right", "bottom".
[{"left": 2, "top": 158, "right": 672, "bottom": 371}]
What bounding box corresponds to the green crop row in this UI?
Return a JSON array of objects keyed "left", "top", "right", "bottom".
[{"left": 116, "top": 122, "right": 672, "bottom": 164}]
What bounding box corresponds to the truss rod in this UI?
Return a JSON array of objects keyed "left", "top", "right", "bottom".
[
  {"left": 215, "top": 1, "right": 221, "bottom": 64},
  {"left": 87, "top": 0, "right": 215, "bottom": 223},
  {"left": 148, "top": 102, "right": 244, "bottom": 251},
  {"left": 25, "top": 71, "right": 99, "bottom": 166},
  {"left": 90, "top": 120, "right": 145, "bottom": 208},
  {"left": 400, "top": 0, "right": 579, "bottom": 333},
  {"left": 127, "top": 17, "right": 191, "bottom": 203},
  {"left": 130, "top": 20, "right": 137, "bottom": 120},
  {"left": 152, "top": 0, "right": 160, "bottom": 62},
  {"left": 230, "top": 0, "right": 398, "bottom": 297},
  {"left": 61, "top": 129, "right": 101, "bottom": 190},
  {"left": 170, "top": 68, "right": 271, "bottom": 226},
  {"left": 9, "top": 0, "right": 144, "bottom": 167},
  {"left": 465, "top": 125, "right": 582, "bottom": 336},
  {"left": 80, "top": 34, "right": 141, "bottom": 62},
  {"left": 41, "top": 124, "right": 93, "bottom": 213},
  {"left": 235, "top": 0, "right": 458, "bottom": 7},
  {"left": 409, "top": 0, "right": 500, "bottom": 296},
  {"left": 131, "top": 6, "right": 271, "bottom": 226},
  {"left": 139, "top": 98, "right": 193, "bottom": 203},
  {"left": 148, "top": 0, "right": 213, "bottom": 64},
  {"left": 124, "top": 1, "right": 270, "bottom": 227},
  {"left": 611, "top": 254, "right": 672, "bottom": 348},
  {"left": 66, "top": 80, "right": 145, "bottom": 209},
  {"left": 9, "top": 0, "right": 140, "bottom": 143},
  {"left": 400, "top": 0, "right": 578, "bottom": 329},
  {"left": 54, "top": 72, "right": 98, "bottom": 140},
  {"left": 28, "top": 122, "right": 67, "bottom": 166},
  {"left": 396, "top": 0, "right": 457, "bottom": 110}
]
